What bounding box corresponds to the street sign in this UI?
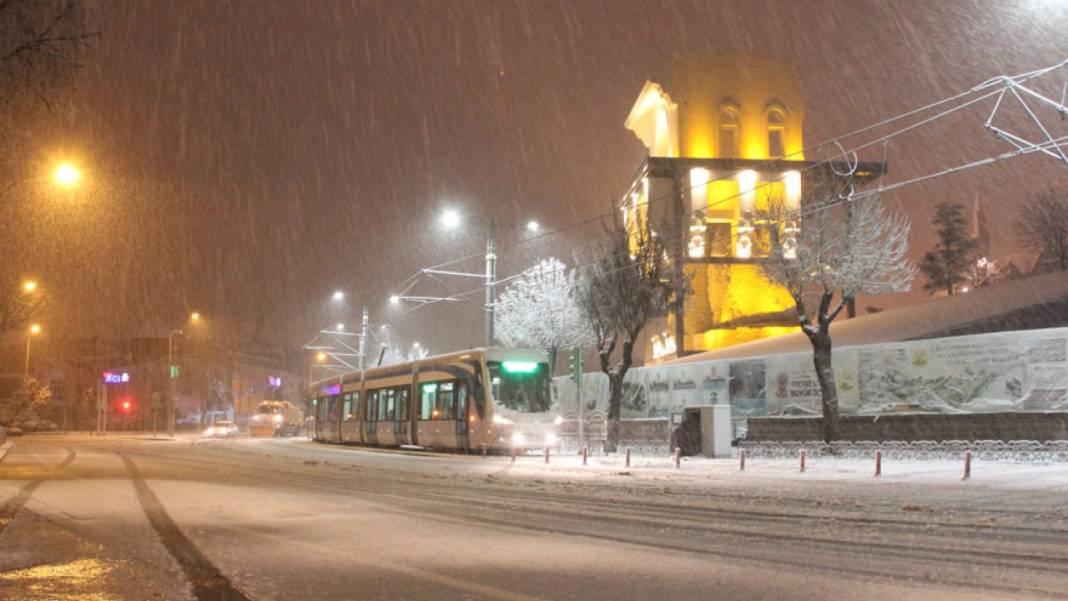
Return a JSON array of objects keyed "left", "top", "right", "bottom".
[{"left": 103, "top": 371, "right": 130, "bottom": 384}]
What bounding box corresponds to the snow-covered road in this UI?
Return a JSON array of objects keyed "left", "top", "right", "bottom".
[{"left": 1, "top": 434, "right": 1066, "bottom": 600}]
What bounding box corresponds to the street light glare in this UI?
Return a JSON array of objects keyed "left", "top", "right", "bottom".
[
  {"left": 315, "top": 352, "right": 327, "bottom": 362},
  {"left": 389, "top": 295, "right": 401, "bottom": 305},
  {"left": 336, "top": 323, "right": 345, "bottom": 331},
  {"left": 29, "top": 323, "right": 41, "bottom": 335},
  {"left": 526, "top": 220, "right": 540, "bottom": 233},
  {"left": 332, "top": 290, "right": 345, "bottom": 302},
  {"left": 441, "top": 208, "right": 461, "bottom": 229},
  {"left": 22, "top": 280, "right": 37, "bottom": 293},
  {"left": 190, "top": 312, "right": 201, "bottom": 323},
  {"left": 53, "top": 163, "right": 81, "bottom": 188}
]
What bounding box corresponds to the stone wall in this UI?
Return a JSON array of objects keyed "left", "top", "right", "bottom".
[{"left": 747, "top": 412, "right": 1068, "bottom": 442}]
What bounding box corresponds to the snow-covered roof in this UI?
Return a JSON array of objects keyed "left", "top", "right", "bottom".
[{"left": 669, "top": 270, "right": 1068, "bottom": 364}]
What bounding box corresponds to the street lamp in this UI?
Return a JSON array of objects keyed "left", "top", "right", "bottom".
[
  {"left": 52, "top": 162, "right": 82, "bottom": 189},
  {"left": 22, "top": 280, "right": 37, "bottom": 293},
  {"left": 440, "top": 208, "right": 462, "bottom": 230},
  {"left": 336, "top": 323, "right": 345, "bottom": 331},
  {"left": 332, "top": 290, "right": 345, "bottom": 302},
  {"left": 166, "top": 312, "right": 204, "bottom": 437},
  {"left": 24, "top": 323, "right": 41, "bottom": 379},
  {"left": 526, "top": 220, "right": 540, "bottom": 233}
]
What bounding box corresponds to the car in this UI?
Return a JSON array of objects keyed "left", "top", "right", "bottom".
[{"left": 204, "top": 420, "right": 239, "bottom": 438}]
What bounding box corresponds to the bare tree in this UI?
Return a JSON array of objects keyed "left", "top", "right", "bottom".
[
  {"left": 577, "top": 210, "right": 689, "bottom": 445},
  {"left": 756, "top": 179, "right": 915, "bottom": 442},
  {"left": 1016, "top": 188, "right": 1068, "bottom": 273},
  {"left": 495, "top": 257, "right": 593, "bottom": 376},
  {"left": 1, "top": 0, "right": 92, "bottom": 188}
]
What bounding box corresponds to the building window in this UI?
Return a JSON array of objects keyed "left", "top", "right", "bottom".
[
  {"left": 719, "top": 106, "right": 739, "bottom": 158},
  {"left": 708, "top": 222, "right": 732, "bottom": 257},
  {"left": 767, "top": 109, "right": 785, "bottom": 158}
]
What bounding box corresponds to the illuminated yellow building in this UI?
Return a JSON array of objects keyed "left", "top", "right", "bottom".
[{"left": 622, "top": 55, "right": 883, "bottom": 362}]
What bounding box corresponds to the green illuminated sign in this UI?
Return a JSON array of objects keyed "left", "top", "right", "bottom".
[
  {"left": 422, "top": 383, "right": 438, "bottom": 393},
  {"left": 169, "top": 365, "right": 180, "bottom": 379},
  {"left": 502, "top": 361, "right": 539, "bottom": 374}
]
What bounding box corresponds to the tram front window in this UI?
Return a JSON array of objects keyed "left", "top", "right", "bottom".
[{"left": 488, "top": 361, "right": 550, "bottom": 413}]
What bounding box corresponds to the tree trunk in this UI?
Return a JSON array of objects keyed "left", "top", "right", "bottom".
[
  {"left": 605, "top": 370, "right": 623, "bottom": 452},
  {"left": 807, "top": 330, "right": 840, "bottom": 443}
]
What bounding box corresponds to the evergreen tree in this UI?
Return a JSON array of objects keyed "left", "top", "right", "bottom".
[{"left": 920, "top": 203, "right": 977, "bottom": 296}]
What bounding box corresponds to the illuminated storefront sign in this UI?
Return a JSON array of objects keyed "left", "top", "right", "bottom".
[
  {"left": 102, "top": 371, "right": 130, "bottom": 384},
  {"left": 268, "top": 375, "right": 282, "bottom": 388}
]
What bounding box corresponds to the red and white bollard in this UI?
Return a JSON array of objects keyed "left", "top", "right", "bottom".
[
  {"left": 582, "top": 446, "right": 588, "bottom": 466},
  {"left": 799, "top": 449, "right": 806, "bottom": 473},
  {"left": 625, "top": 448, "right": 631, "bottom": 468},
  {"left": 544, "top": 446, "right": 550, "bottom": 464},
  {"left": 962, "top": 450, "right": 971, "bottom": 480},
  {"left": 482, "top": 444, "right": 487, "bottom": 459},
  {"left": 511, "top": 447, "right": 518, "bottom": 463},
  {"left": 739, "top": 448, "right": 746, "bottom": 471},
  {"left": 674, "top": 447, "right": 681, "bottom": 470},
  {"left": 874, "top": 450, "right": 882, "bottom": 477}
]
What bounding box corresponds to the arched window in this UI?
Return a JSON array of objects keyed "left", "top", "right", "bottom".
[
  {"left": 767, "top": 109, "right": 785, "bottom": 158},
  {"left": 718, "top": 106, "right": 739, "bottom": 158}
]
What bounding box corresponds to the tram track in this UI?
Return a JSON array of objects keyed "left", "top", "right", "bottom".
[
  {"left": 0, "top": 445, "right": 76, "bottom": 535},
  {"left": 108, "top": 440, "right": 1068, "bottom": 598}
]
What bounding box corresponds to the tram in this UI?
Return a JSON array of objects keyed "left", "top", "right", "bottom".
[{"left": 307, "top": 347, "right": 559, "bottom": 452}]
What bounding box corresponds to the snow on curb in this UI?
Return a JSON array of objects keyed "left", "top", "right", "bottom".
[{"left": 0, "top": 441, "right": 13, "bottom": 465}]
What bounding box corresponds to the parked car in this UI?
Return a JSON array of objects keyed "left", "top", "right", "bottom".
[{"left": 204, "top": 420, "right": 239, "bottom": 438}]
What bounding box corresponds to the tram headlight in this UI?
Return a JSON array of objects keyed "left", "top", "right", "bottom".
[
  {"left": 205, "top": 427, "right": 215, "bottom": 436},
  {"left": 511, "top": 432, "right": 525, "bottom": 447},
  {"left": 252, "top": 415, "right": 262, "bottom": 422},
  {"left": 553, "top": 415, "right": 564, "bottom": 426},
  {"left": 493, "top": 415, "right": 513, "bottom": 425},
  {"left": 273, "top": 414, "right": 283, "bottom": 424},
  {"left": 545, "top": 432, "right": 558, "bottom": 446}
]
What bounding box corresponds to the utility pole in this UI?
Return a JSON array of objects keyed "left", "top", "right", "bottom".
[
  {"left": 485, "top": 220, "right": 497, "bottom": 347},
  {"left": 572, "top": 348, "right": 584, "bottom": 447},
  {"left": 167, "top": 329, "right": 181, "bottom": 438},
  {"left": 358, "top": 306, "right": 369, "bottom": 371}
]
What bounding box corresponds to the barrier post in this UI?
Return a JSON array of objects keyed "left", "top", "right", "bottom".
[
  {"left": 582, "top": 446, "right": 588, "bottom": 466},
  {"left": 799, "top": 449, "right": 806, "bottom": 473},
  {"left": 874, "top": 450, "right": 882, "bottom": 477},
  {"left": 511, "top": 447, "right": 517, "bottom": 464},
  {"left": 739, "top": 448, "right": 745, "bottom": 471},
  {"left": 625, "top": 448, "right": 631, "bottom": 468},
  {"left": 544, "top": 446, "right": 550, "bottom": 464},
  {"left": 674, "top": 447, "right": 681, "bottom": 470},
  {"left": 963, "top": 450, "right": 971, "bottom": 480}
]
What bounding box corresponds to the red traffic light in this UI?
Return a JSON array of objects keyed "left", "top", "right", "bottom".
[{"left": 121, "top": 399, "right": 132, "bottom": 413}]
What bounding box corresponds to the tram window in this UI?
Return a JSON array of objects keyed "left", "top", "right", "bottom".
[
  {"left": 396, "top": 387, "right": 410, "bottom": 421},
  {"left": 456, "top": 381, "right": 467, "bottom": 420},
  {"left": 436, "top": 381, "right": 455, "bottom": 420},
  {"left": 366, "top": 390, "right": 378, "bottom": 422},
  {"left": 342, "top": 398, "right": 352, "bottom": 421},
  {"left": 380, "top": 388, "right": 395, "bottom": 421},
  {"left": 487, "top": 361, "right": 551, "bottom": 413},
  {"left": 420, "top": 383, "right": 437, "bottom": 420}
]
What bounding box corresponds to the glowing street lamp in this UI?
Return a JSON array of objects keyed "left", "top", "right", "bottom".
[
  {"left": 52, "top": 162, "right": 82, "bottom": 188},
  {"left": 526, "top": 220, "right": 540, "bottom": 233},
  {"left": 22, "top": 280, "right": 38, "bottom": 293},
  {"left": 190, "top": 311, "right": 201, "bottom": 323},
  {"left": 332, "top": 290, "right": 345, "bottom": 302},
  {"left": 336, "top": 323, "right": 345, "bottom": 331},
  {"left": 440, "top": 208, "right": 462, "bottom": 229}
]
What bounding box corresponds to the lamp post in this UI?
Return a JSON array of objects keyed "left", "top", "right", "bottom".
[
  {"left": 24, "top": 323, "right": 41, "bottom": 380},
  {"left": 166, "top": 312, "right": 202, "bottom": 437},
  {"left": 390, "top": 209, "right": 540, "bottom": 348}
]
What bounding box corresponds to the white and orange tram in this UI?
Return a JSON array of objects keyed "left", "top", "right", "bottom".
[{"left": 307, "top": 348, "right": 561, "bottom": 453}]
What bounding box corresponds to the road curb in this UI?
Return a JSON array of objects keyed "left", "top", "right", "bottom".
[{"left": 0, "top": 441, "right": 13, "bottom": 465}]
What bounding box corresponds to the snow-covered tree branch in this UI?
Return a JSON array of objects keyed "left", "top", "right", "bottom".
[
  {"left": 495, "top": 257, "right": 594, "bottom": 376},
  {"left": 755, "top": 175, "right": 915, "bottom": 442}
]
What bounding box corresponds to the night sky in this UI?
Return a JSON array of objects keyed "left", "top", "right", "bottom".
[{"left": 19, "top": 0, "right": 1068, "bottom": 362}]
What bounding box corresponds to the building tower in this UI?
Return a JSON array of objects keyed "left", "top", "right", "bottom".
[{"left": 621, "top": 55, "right": 883, "bottom": 361}]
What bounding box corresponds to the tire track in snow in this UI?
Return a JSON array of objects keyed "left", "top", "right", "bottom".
[
  {"left": 0, "top": 445, "right": 76, "bottom": 535},
  {"left": 116, "top": 451, "right": 252, "bottom": 601}
]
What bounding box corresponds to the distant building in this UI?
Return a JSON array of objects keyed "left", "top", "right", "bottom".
[{"left": 620, "top": 55, "right": 884, "bottom": 362}]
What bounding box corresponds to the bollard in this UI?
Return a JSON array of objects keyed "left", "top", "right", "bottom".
[
  {"left": 511, "top": 447, "right": 517, "bottom": 463},
  {"left": 799, "top": 449, "right": 806, "bottom": 473},
  {"left": 674, "top": 447, "right": 681, "bottom": 470},
  {"left": 874, "top": 450, "right": 881, "bottom": 477},
  {"left": 963, "top": 450, "right": 971, "bottom": 480},
  {"left": 482, "top": 444, "right": 487, "bottom": 459},
  {"left": 582, "top": 446, "right": 588, "bottom": 466},
  {"left": 625, "top": 448, "right": 631, "bottom": 468},
  {"left": 739, "top": 448, "right": 745, "bottom": 471},
  {"left": 545, "top": 446, "right": 550, "bottom": 464}
]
